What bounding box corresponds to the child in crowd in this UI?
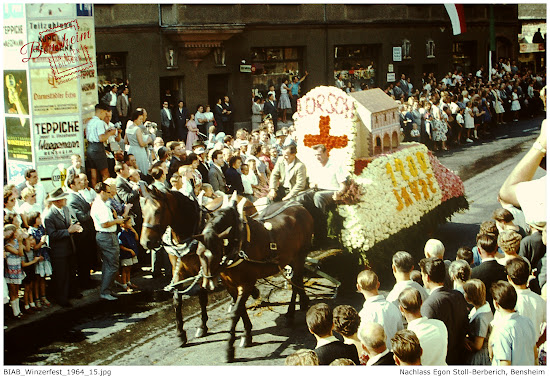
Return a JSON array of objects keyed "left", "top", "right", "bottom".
[
  {"left": 410, "top": 123, "right": 421, "bottom": 142},
  {"left": 170, "top": 173, "right": 183, "bottom": 191},
  {"left": 19, "top": 187, "right": 40, "bottom": 228},
  {"left": 489, "top": 281, "right": 537, "bottom": 365},
  {"left": 4, "top": 224, "right": 25, "bottom": 318},
  {"left": 456, "top": 107, "right": 465, "bottom": 144},
  {"left": 463, "top": 279, "right": 493, "bottom": 365},
  {"left": 21, "top": 236, "right": 42, "bottom": 313},
  {"left": 118, "top": 217, "right": 139, "bottom": 292},
  {"left": 27, "top": 211, "right": 52, "bottom": 308},
  {"left": 240, "top": 163, "right": 256, "bottom": 203},
  {"left": 456, "top": 246, "right": 474, "bottom": 267},
  {"left": 510, "top": 87, "right": 521, "bottom": 121},
  {"left": 207, "top": 125, "right": 217, "bottom": 149},
  {"left": 200, "top": 183, "right": 217, "bottom": 205},
  {"left": 464, "top": 101, "right": 475, "bottom": 142}
]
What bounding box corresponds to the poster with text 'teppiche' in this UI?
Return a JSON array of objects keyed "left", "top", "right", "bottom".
[{"left": 33, "top": 115, "right": 83, "bottom": 164}]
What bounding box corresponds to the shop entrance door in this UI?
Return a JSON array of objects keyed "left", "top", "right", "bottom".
[
  {"left": 159, "top": 76, "right": 184, "bottom": 108},
  {"left": 208, "top": 74, "right": 229, "bottom": 109}
]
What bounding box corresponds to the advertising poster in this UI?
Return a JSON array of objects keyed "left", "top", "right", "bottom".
[
  {"left": 4, "top": 70, "right": 29, "bottom": 117},
  {"left": 4, "top": 117, "right": 32, "bottom": 162},
  {"left": 76, "top": 18, "right": 98, "bottom": 114},
  {"left": 33, "top": 115, "right": 84, "bottom": 165},
  {"left": 25, "top": 4, "right": 75, "bottom": 19},
  {"left": 3, "top": 4, "right": 27, "bottom": 70},
  {"left": 30, "top": 68, "right": 79, "bottom": 115},
  {"left": 6, "top": 160, "right": 34, "bottom": 186}
]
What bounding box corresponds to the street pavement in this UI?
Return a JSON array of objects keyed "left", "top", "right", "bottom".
[{"left": 3, "top": 115, "right": 546, "bottom": 366}]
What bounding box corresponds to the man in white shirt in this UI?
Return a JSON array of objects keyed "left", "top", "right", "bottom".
[
  {"left": 358, "top": 322, "right": 395, "bottom": 365},
  {"left": 307, "top": 144, "right": 348, "bottom": 246},
  {"left": 86, "top": 103, "right": 116, "bottom": 188},
  {"left": 505, "top": 258, "right": 546, "bottom": 337},
  {"left": 357, "top": 270, "right": 404, "bottom": 350},
  {"left": 90, "top": 182, "right": 124, "bottom": 301},
  {"left": 398, "top": 287, "right": 448, "bottom": 366},
  {"left": 386, "top": 251, "right": 428, "bottom": 309}
]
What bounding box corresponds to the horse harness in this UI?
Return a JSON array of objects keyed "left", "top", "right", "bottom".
[{"left": 221, "top": 201, "right": 304, "bottom": 270}]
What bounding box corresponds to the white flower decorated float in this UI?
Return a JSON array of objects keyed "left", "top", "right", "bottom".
[{"left": 294, "top": 86, "right": 468, "bottom": 266}]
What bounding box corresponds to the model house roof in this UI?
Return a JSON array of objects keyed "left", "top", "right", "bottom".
[{"left": 350, "top": 88, "right": 399, "bottom": 114}]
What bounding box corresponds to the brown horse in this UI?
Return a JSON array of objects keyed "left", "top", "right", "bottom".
[
  {"left": 195, "top": 195, "right": 314, "bottom": 362},
  {"left": 140, "top": 187, "right": 256, "bottom": 344}
]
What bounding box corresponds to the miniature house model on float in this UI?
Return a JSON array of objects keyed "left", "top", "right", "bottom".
[
  {"left": 350, "top": 88, "right": 400, "bottom": 156},
  {"left": 293, "top": 86, "right": 401, "bottom": 174}
]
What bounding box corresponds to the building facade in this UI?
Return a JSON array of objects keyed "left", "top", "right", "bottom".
[{"left": 94, "top": 4, "right": 520, "bottom": 131}]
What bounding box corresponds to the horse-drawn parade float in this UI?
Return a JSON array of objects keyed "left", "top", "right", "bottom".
[{"left": 139, "top": 86, "right": 468, "bottom": 362}]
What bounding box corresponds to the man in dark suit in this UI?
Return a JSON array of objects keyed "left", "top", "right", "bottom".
[
  {"left": 306, "top": 303, "right": 360, "bottom": 365},
  {"left": 263, "top": 93, "right": 278, "bottom": 129},
  {"left": 221, "top": 95, "right": 233, "bottom": 134},
  {"left": 167, "top": 142, "right": 186, "bottom": 183},
  {"left": 160, "top": 101, "right": 175, "bottom": 141},
  {"left": 114, "top": 162, "right": 143, "bottom": 250},
  {"left": 193, "top": 146, "right": 210, "bottom": 184},
  {"left": 213, "top": 98, "right": 225, "bottom": 133},
  {"left": 43, "top": 188, "right": 84, "bottom": 307},
  {"left": 419, "top": 257, "right": 469, "bottom": 365},
  {"left": 66, "top": 174, "right": 97, "bottom": 287},
  {"left": 471, "top": 233, "right": 508, "bottom": 311},
  {"left": 358, "top": 322, "right": 396, "bottom": 365},
  {"left": 174, "top": 100, "right": 189, "bottom": 141},
  {"left": 208, "top": 149, "right": 227, "bottom": 194},
  {"left": 519, "top": 222, "right": 546, "bottom": 294}
]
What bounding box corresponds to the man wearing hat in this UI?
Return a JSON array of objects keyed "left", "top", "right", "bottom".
[
  {"left": 43, "top": 187, "right": 84, "bottom": 307},
  {"left": 274, "top": 130, "right": 286, "bottom": 156}
]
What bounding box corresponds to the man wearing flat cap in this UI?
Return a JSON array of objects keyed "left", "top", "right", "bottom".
[{"left": 43, "top": 187, "right": 84, "bottom": 307}]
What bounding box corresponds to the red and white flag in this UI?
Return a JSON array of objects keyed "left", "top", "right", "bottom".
[{"left": 444, "top": 4, "right": 467, "bottom": 35}]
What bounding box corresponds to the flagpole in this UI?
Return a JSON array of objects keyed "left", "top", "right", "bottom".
[{"left": 489, "top": 4, "right": 495, "bottom": 83}]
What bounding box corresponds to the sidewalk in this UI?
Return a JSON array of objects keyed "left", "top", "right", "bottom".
[{"left": 3, "top": 265, "right": 172, "bottom": 332}]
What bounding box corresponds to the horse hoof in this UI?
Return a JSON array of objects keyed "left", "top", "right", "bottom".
[
  {"left": 239, "top": 335, "right": 252, "bottom": 348},
  {"left": 178, "top": 331, "right": 188, "bottom": 346},
  {"left": 195, "top": 328, "right": 207, "bottom": 338},
  {"left": 225, "top": 348, "right": 235, "bottom": 363}
]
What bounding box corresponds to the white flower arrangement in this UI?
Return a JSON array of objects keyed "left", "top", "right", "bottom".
[{"left": 338, "top": 143, "right": 443, "bottom": 252}]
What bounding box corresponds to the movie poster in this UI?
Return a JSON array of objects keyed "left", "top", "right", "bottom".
[
  {"left": 4, "top": 70, "right": 29, "bottom": 116},
  {"left": 4, "top": 117, "right": 32, "bottom": 162}
]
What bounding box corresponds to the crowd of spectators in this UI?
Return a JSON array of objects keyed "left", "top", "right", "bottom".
[{"left": 284, "top": 120, "right": 547, "bottom": 366}]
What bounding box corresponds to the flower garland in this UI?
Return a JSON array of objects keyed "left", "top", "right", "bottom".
[
  {"left": 337, "top": 143, "right": 444, "bottom": 251},
  {"left": 427, "top": 151, "right": 465, "bottom": 201}
]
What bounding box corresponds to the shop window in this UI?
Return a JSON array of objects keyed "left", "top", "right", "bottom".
[
  {"left": 452, "top": 41, "right": 476, "bottom": 74},
  {"left": 334, "top": 44, "right": 381, "bottom": 90},
  {"left": 97, "top": 52, "right": 127, "bottom": 93},
  {"left": 402, "top": 39, "right": 411, "bottom": 59},
  {"left": 426, "top": 40, "right": 435, "bottom": 58},
  {"left": 251, "top": 47, "right": 303, "bottom": 98}
]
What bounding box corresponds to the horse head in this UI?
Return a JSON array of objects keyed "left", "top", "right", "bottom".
[{"left": 196, "top": 192, "right": 248, "bottom": 291}]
